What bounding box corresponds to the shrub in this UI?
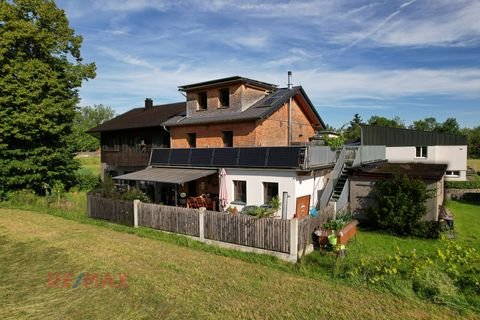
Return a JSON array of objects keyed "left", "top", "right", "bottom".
[
  {"left": 6, "top": 189, "right": 38, "bottom": 206},
  {"left": 120, "top": 187, "right": 151, "bottom": 202},
  {"left": 366, "top": 173, "right": 432, "bottom": 237},
  {"left": 445, "top": 181, "right": 480, "bottom": 189},
  {"left": 75, "top": 168, "right": 99, "bottom": 191},
  {"left": 241, "top": 205, "right": 275, "bottom": 218}
]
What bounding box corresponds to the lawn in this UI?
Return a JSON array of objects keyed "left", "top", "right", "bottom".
[
  {"left": 0, "top": 208, "right": 475, "bottom": 320},
  {"left": 76, "top": 155, "right": 101, "bottom": 176},
  {"left": 468, "top": 159, "right": 480, "bottom": 173}
]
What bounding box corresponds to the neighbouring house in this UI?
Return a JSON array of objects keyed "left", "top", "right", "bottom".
[
  {"left": 88, "top": 100, "right": 185, "bottom": 178},
  {"left": 349, "top": 162, "right": 447, "bottom": 221},
  {"left": 360, "top": 125, "right": 468, "bottom": 181}
]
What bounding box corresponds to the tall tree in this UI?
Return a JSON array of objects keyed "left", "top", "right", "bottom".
[
  {"left": 411, "top": 117, "right": 439, "bottom": 131},
  {"left": 367, "top": 115, "right": 406, "bottom": 128},
  {"left": 0, "top": 0, "right": 96, "bottom": 197},
  {"left": 466, "top": 126, "right": 480, "bottom": 159},
  {"left": 69, "top": 104, "right": 115, "bottom": 152},
  {"left": 437, "top": 117, "right": 460, "bottom": 134},
  {"left": 344, "top": 113, "right": 363, "bottom": 141}
]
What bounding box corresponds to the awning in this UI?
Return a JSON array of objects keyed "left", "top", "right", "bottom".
[{"left": 113, "top": 167, "right": 217, "bottom": 184}]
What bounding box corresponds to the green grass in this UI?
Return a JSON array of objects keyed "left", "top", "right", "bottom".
[
  {"left": 77, "top": 155, "right": 101, "bottom": 176},
  {"left": 0, "top": 192, "right": 480, "bottom": 319},
  {"left": 468, "top": 159, "right": 480, "bottom": 173},
  {"left": 0, "top": 208, "right": 475, "bottom": 320},
  {"left": 446, "top": 201, "right": 480, "bottom": 250}
]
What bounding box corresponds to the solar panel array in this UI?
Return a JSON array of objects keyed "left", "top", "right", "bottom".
[{"left": 150, "top": 146, "right": 306, "bottom": 169}]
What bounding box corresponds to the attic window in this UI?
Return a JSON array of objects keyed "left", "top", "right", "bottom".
[
  {"left": 219, "top": 88, "right": 229, "bottom": 108},
  {"left": 198, "top": 92, "right": 207, "bottom": 110}
]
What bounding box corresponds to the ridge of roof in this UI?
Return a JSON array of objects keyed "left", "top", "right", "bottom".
[
  {"left": 88, "top": 102, "right": 185, "bottom": 133},
  {"left": 178, "top": 76, "right": 278, "bottom": 91}
]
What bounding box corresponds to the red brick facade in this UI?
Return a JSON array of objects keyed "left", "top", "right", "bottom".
[{"left": 171, "top": 96, "right": 316, "bottom": 148}]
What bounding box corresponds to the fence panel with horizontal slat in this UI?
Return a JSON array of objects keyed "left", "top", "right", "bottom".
[
  {"left": 138, "top": 202, "right": 200, "bottom": 237},
  {"left": 87, "top": 194, "right": 134, "bottom": 226},
  {"left": 204, "top": 212, "right": 290, "bottom": 253}
]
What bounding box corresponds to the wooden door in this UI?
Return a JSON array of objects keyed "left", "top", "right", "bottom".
[{"left": 295, "top": 195, "right": 310, "bottom": 218}]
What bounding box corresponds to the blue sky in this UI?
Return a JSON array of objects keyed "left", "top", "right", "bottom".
[{"left": 56, "top": 0, "right": 480, "bottom": 129}]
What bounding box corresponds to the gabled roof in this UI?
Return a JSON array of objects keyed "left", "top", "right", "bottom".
[
  {"left": 88, "top": 102, "right": 185, "bottom": 133},
  {"left": 361, "top": 125, "right": 467, "bottom": 146},
  {"left": 178, "top": 76, "right": 277, "bottom": 92},
  {"left": 164, "top": 86, "right": 326, "bottom": 129}
]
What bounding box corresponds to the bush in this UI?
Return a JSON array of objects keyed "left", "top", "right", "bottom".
[
  {"left": 445, "top": 181, "right": 480, "bottom": 189},
  {"left": 6, "top": 189, "right": 38, "bottom": 206},
  {"left": 75, "top": 168, "right": 99, "bottom": 191},
  {"left": 120, "top": 187, "right": 151, "bottom": 202},
  {"left": 241, "top": 205, "right": 275, "bottom": 218},
  {"left": 366, "top": 173, "right": 433, "bottom": 237}
]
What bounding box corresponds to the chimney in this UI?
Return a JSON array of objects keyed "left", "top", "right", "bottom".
[
  {"left": 288, "top": 71, "right": 292, "bottom": 145},
  {"left": 287, "top": 71, "right": 292, "bottom": 89},
  {"left": 145, "top": 98, "right": 153, "bottom": 110}
]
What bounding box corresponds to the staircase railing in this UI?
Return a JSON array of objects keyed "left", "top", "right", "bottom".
[
  {"left": 335, "top": 178, "right": 350, "bottom": 213},
  {"left": 318, "top": 148, "right": 346, "bottom": 209}
]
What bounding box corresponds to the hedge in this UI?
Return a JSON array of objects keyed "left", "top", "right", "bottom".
[{"left": 445, "top": 181, "right": 480, "bottom": 189}]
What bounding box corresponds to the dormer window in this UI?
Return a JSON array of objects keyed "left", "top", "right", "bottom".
[
  {"left": 197, "top": 92, "right": 207, "bottom": 110},
  {"left": 219, "top": 88, "right": 229, "bottom": 108}
]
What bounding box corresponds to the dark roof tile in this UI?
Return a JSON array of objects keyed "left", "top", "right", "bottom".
[{"left": 88, "top": 102, "right": 185, "bottom": 132}]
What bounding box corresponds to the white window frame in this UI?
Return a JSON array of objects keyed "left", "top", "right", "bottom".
[
  {"left": 415, "top": 146, "right": 427, "bottom": 158},
  {"left": 445, "top": 170, "right": 460, "bottom": 177}
]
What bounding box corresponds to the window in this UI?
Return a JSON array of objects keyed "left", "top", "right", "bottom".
[
  {"left": 445, "top": 170, "right": 460, "bottom": 177},
  {"left": 113, "top": 138, "right": 120, "bottom": 151},
  {"left": 415, "top": 146, "right": 427, "bottom": 158},
  {"left": 187, "top": 133, "right": 196, "bottom": 148},
  {"left": 222, "top": 131, "right": 233, "bottom": 147},
  {"left": 263, "top": 182, "right": 279, "bottom": 204},
  {"left": 219, "top": 88, "right": 229, "bottom": 108},
  {"left": 197, "top": 92, "right": 207, "bottom": 110},
  {"left": 233, "top": 180, "right": 246, "bottom": 203}
]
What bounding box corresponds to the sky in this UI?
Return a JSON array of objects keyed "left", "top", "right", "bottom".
[{"left": 56, "top": 0, "right": 480, "bottom": 129}]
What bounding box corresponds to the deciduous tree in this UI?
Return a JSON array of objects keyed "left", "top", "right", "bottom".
[{"left": 0, "top": 0, "right": 95, "bottom": 197}]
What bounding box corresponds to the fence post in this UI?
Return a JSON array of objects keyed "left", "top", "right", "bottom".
[
  {"left": 198, "top": 207, "right": 205, "bottom": 240},
  {"left": 289, "top": 218, "right": 299, "bottom": 261},
  {"left": 133, "top": 200, "right": 140, "bottom": 228},
  {"left": 87, "top": 194, "right": 91, "bottom": 218}
]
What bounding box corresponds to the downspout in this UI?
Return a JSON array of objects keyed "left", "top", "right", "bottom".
[{"left": 288, "top": 71, "right": 292, "bottom": 146}]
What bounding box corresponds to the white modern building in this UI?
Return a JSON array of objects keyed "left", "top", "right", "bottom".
[{"left": 361, "top": 125, "right": 468, "bottom": 181}]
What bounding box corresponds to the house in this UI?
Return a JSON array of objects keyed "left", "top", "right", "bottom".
[
  {"left": 349, "top": 162, "right": 447, "bottom": 221},
  {"left": 88, "top": 100, "right": 185, "bottom": 178},
  {"left": 164, "top": 76, "right": 325, "bottom": 148},
  {"left": 95, "top": 75, "right": 337, "bottom": 218},
  {"left": 360, "top": 125, "right": 468, "bottom": 181}
]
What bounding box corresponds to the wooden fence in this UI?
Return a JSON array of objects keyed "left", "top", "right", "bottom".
[
  {"left": 138, "top": 202, "right": 201, "bottom": 237},
  {"left": 204, "top": 211, "right": 291, "bottom": 253},
  {"left": 297, "top": 208, "right": 334, "bottom": 252},
  {"left": 87, "top": 195, "right": 336, "bottom": 258},
  {"left": 87, "top": 195, "right": 134, "bottom": 226}
]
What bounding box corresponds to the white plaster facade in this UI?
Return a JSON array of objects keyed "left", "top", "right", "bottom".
[
  {"left": 225, "top": 168, "right": 325, "bottom": 219},
  {"left": 385, "top": 145, "right": 467, "bottom": 181}
]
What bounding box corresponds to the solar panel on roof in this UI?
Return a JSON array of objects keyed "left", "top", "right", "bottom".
[
  {"left": 150, "top": 148, "right": 171, "bottom": 165},
  {"left": 256, "top": 89, "right": 289, "bottom": 107},
  {"left": 190, "top": 148, "right": 214, "bottom": 166},
  {"left": 169, "top": 149, "right": 191, "bottom": 166},
  {"left": 238, "top": 148, "right": 268, "bottom": 167},
  {"left": 267, "top": 147, "right": 304, "bottom": 168},
  {"left": 211, "top": 148, "right": 238, "bottom": 166}
]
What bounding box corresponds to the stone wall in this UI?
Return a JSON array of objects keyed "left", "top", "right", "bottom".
[{"left": 445, "top": 188, "right": 480, "bottom": 202}]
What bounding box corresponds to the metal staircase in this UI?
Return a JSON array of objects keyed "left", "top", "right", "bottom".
[{"left": 331, "top": 165, "right": 350, "bottom": 202}]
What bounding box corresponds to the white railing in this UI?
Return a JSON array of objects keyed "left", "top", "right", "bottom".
[
  {"left": 352, "top": 145, "right": 386, "bottom": 167},
  {"left": 306, "top": 146, "right": 337, "bottom": 168}
]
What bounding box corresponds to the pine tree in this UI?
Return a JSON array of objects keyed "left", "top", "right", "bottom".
[{"left": 0, "top": 0, "right": 96, "bottom": 197}]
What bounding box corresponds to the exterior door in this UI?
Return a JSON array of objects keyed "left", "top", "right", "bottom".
[{"left": 295, "top": 195, "right": 310, "bottom": 218}]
